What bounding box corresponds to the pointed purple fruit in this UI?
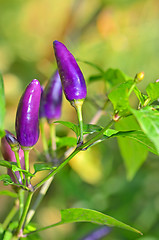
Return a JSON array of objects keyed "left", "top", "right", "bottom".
[
  {"left": 53, "top": 40, "right": 87, "bottom": 102},
  {"left": 39, "top": 70, "right": 62, "bottom": 122},
  {"left": 15, "top": 79, "right": 41, "bottom": 148}
]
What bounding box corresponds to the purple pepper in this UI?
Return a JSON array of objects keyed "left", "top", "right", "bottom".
[
  {"left": 39, "top": 86, "right": 46, "bottom": 119},
  {"left": 1, "top": 134, "right": 25, "bottom": 184},
  {"left": 53, "top": 40, "right": 87, "bottom": 102},
  {"left": 15, "top": 79, "right": 41, "bottom": 148},
  {"left": 39, "top": 70, "right": 63, "bottom": 122},
  {"left": 80, "top": 226, "right": 111, "bottom": 240}
]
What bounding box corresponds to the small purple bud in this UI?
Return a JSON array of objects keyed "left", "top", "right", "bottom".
[
  {"left": 53, "top": 40, "right": 87, "bottom": 102},
  {"left": 5, "top": 130, "right": 19, "bottom": 150},
  {"left": 1, "top": 134, "right": 25, "bottom": 184},
  {"left": 39, "top": 70, "right": 63, "bottom": 122},
  {"left": 15, "top": 79, "right": 41, "bottom": 148}
]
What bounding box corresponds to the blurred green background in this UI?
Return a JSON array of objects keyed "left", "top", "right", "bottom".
[{"left": 0, "top": 0, "right": 159, "bottom": 239}]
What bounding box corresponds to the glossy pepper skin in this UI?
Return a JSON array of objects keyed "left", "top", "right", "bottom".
[
  {"left": 1, "top": 134, "right": 25, "bottom": 184},
  {"left": 53, "top": 40, "right": 87, "bottom": 102},
  {"left": 15, "top": 79, "right": 41, "bottom": 148},
  {"left": 39, "top": 70, "right": 62, "bottom": 122}
]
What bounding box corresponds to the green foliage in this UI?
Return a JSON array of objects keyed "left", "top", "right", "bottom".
[
  {"left": 0, "top": 174, "right": 13, "bottom": 185},
  {"left": 108, "top": 80, "right": 134, "bottom": 116},
  {"left": 0, "top": 190, "right": 18, "bottom": 198},
  {"left": 131, "top": 106, "right": 159, "bottom": 154},
  {"left": 115, "top": 116, "right": 148, "bottom": 180},
  {"left": 56, "top": 121, "right": 102, "bottom": 138},
  {"left": 146, "top": 82, "right": 159, "bottom": 103},
  {"left": 56, "top": 136, "right": 77, "bottom": 148},
  {"left": 31, "top": 208, "right": 142, "bottom": 235},
  {"left": 0, "top": 73, "right": 5, "bottom": 137},
  {"left": 103, "top": 68, "right": 133, "bottom": 89},
  {"left": 34, "top": 163, "right": 57, "bottom": 173}
]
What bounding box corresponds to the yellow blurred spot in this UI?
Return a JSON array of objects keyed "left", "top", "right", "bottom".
[
  {"left": 3, "top": 73, "right": 22, "bottom": 101},
  {"left": 97, "top": 9, "right": 117, "bottom": 38},
  {"left": 69, "top": 148, "right": 102, "bottom": 184}
]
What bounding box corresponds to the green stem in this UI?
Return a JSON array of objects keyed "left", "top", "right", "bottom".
[
  {"left": 16, "top": 191, "right": 33, "bottom": 236},
  {"left": 40, "top": 119, "right": 48, "bottom": 153},
  {"left": 26, "top": 176, "right": 54, "bottom": 225},
  {"left": 14, "top": 151, "right": 23, "bottom": 183},
  {"left": 34, "top": 120, "right": 114, "bottom": 190},
  {"left": 23, "top": 150, "right": 30, "bottom": 185},
  {"left": 2, "top": 200, "right": 19, "bottom": 230},
  {"left": 49, "top": 123, "right": 56, "bottom": 155},
  {"left": 19, "top": 189, "right": 25, "bottom": 220},
  {"left": 72, "top": 100, "right": 84, "bottom": 144},
  {"left": 128, "top": 82, "right": 136, "bottom": 97}
]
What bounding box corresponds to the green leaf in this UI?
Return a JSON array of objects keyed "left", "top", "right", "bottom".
[
  {"left": 131, "top": 106, "right": 159, "bottom": 154},
  {"left": 0, "top": 73, "right": 5, "bottom": 137},
  {"left": 115, "top": 116, "right": 148, "bottom": 180},
  {"left": 108, "top": 80, "right": 134, "bottom": 116},
  {"left": 0, "top": 174, "right": 13, "bottom": 185},
  {"left": 34, "top": 163, "right": 56, "bottom": 173},
  {"left": 32, "top": 208, "right": 142, "bottom": 235},
  {"left": 55, "top": 121, "right": 79, "bottom": 137},
  {"left": 103, "top": 68, "right": 133, "bottom": 89},
  {"left": 0, "top": 160, "right": 12, "bottom": 169},
  {"left": 0, "top": 190, "right": 18, "bottom": 198},
  {"left": 56, "top": 121, "right": 102, "bottom": 137},
  {"left": 146, "top": 82, "right": 159, "bottom": 103},
  {"left": 56, "top": 137, "right": 77, "bottom": 148},
  {"left": 11, "top": 165, "right": 34, "bottom": 177},
  {"left": 134, "top": 87, "right": 146, "bottom": 105},
  {"left": 102, "top": 129, "right": 157, "bottom": 155},
  {"left": 3, "top": 230, "right": 12, "bottom": 240}
]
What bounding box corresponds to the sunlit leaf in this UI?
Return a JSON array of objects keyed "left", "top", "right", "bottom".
[
  {"left": 131, "top": 106, "right": 159, "bottom": 154},
  {"left": 11, "top": 165, "right": 34, "bottom": 177},
  {"left": 56, "top": 137, "right": 77, "bottom": 148},
  {"left": 34, "top": 163, "right": 56, "bottom": 173},
  {"left": 0, "top": 160, "right": 12, "bottom": 169},
  {"left": 103, "top": 68, "right": 133, "bottom": 89},
  {"left": 31, "top": 208, "right": 142, "bottom": 235},
  {"left": 108, "top": 80, "right": 134, "bottom": 116},
  {"left": 134, "top": 87, "right": 146, "bottom": 105},
  {"left": 146, "top": 82, "right": 159, "bottom": 103},
  {"left": 114, "top": 116, "right": 148, "bottom": 179},
  {"left": 56, "top": 121, "right": 102, "bottom": 137},
  {"left": 0, "top": 174, "right": 13, "bottom": 185}
]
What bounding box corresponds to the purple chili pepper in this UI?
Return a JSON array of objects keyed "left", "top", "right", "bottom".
[
  {"left": 39, "top": 86, "right": 46, "bottom": 119},
  {"left": 39, "top": 70, "right": 63, "bottom": 122},
  {"left": 15, "top": 79, "right": 41, "bottom": 148},
  {"left": 1, "top": 134, "right": 25, "bottom": 184},
  {"left": 53, "top": 40, "right": 87, "bottom": 102},
  {"left": 80, "top": 226, "right": 111, "bottom": 240}
]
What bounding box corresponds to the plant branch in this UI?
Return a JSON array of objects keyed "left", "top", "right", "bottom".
[{"left": 34, "top": 120, "right": 114, "bottom": 191}]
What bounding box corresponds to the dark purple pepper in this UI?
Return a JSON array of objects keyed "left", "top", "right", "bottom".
[
  {"left": 80, "top": 226, "right": 111, "bottom": 240},
  {"left": 39, "top": 70, "right": 62, "bottom": 122},
  {"left": 1, "top": 135, "right": 25, "bottom": 184},
  {"left": 53, "top": 40, "right": 87, "bottom": 102},
  {"left": 39, "top": 86, "right": 45, "bottom": 119},
  {"left": 15, "top": 79, "right": 41, "bottom": 148}
]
